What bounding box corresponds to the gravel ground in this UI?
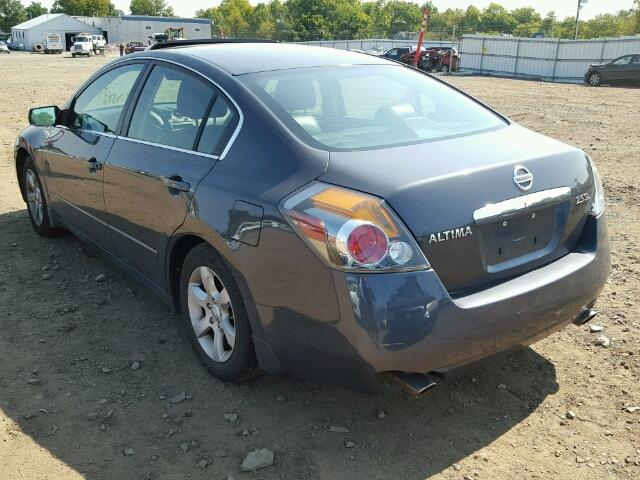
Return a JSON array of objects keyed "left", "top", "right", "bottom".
[{"left": 0, "top": 53, "right": 638, "bottom": 480}]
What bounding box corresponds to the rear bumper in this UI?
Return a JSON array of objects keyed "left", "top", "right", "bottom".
[
  {"left": 333, "top": 214, "right": 609, "bottom": 375},
  {"left": 254, "top": 214, "right": 609, "bottom": 388}
]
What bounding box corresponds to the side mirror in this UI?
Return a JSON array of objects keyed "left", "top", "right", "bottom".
[{"left": 29, "top": 106, "right": 60, "bottom": 127}]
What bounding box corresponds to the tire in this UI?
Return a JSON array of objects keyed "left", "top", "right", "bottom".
[
  {"left": 179, "top": 244, "right": 259, "bottom": 382},
  {"left": 588, "top": 72, "right": 601, "bottom": 87},
  {"left": 22, "top": 157, "right": 64, "bottom": 237},
  {"left": 71, "top": 53, "right": 76, "bottom": 58}
]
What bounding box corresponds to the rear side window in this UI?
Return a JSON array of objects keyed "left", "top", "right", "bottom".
[
  {"left": 72, "top": 63, "right": 143, "bottom": 133},
  {"left": 197, "top": 95, "right": 240, "bottom": 156},
  {"left": 128, "top": 65, "right": 215, "bottom": 150},
  {"left": 241, "top": 65, "right": 506, "bottom": 151}
]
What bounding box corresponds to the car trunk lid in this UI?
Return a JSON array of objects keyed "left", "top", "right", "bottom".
[{"left": 320, "top": 125, "right": 595, "bottom": 294}]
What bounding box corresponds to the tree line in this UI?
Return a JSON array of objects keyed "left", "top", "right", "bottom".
[
  {"left": 195, "top": 0, "right": 640, "bottom": 41},
  {"left": 2, "top": 0, "right": 639, "bottom": 41}
]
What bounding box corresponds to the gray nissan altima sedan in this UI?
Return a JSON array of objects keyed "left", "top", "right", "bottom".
[{"left": 15, "top": 41, "right": 609, "bottom": 395}]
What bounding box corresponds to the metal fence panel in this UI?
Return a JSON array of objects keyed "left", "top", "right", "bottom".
[
  {"left": 298, "top": 38, "right": 460, "bottom": 53},
  {"left": 460, "top": 34, "right": 640, "bottom": 83},
  {"left": 518, "top": 39, "right": 557, "bottom": 59}
]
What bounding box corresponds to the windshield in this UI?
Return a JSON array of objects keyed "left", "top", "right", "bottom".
[
  {"left": 240, "top": 65, "right": 506, "bottom": 151},
  {"left": 76, "top": 36, "right": 90, "bottom": 42}
]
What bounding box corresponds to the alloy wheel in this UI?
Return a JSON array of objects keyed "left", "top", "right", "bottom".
[
  {"left": 589, "top": 73, "right": 600, "bottom": 86},
  {"left": 25, "top": 169, "right": 44, "bottom": 226},
  {"left": 187, "top": 266, "right": 236, "bottom": 362}
]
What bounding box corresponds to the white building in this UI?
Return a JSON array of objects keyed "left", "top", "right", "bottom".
[
  {"left": 11, "top": 14, "right": 212, "bottom": 51},
  {"left": 74, "top": 15, "right": 212, "bottom": 45},
  {"left": 11, "top": 14, "right": 101, "bottom": 51}
]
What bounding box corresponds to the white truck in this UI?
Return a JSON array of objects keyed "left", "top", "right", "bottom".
[
  {"left": 70, "top": 33, "right": 106, "bottom": 57},
  {"left": 43, "top": 33, "right": 63, "bottom": 54},
  {"left": 90, "top": 34, "right": 107, "bottom": 52}
]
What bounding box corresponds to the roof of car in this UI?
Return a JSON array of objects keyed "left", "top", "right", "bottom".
[{"left": 162, "top": 43, "right": 393, "bottom": 75}]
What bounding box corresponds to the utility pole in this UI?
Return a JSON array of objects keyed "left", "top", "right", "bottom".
[
  {"left": 575, "top": 0, "right": 588, "bottom": 40},
  {"left": 413, "top": 9, "right": 429, "bottom": 68}
]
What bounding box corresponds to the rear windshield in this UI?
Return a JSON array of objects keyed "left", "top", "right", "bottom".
[{"left": 240, "top": 65, "right": 506, "bottom": 151}]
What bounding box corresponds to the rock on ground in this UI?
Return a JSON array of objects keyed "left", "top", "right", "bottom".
[{"left": 240, "top": 449, "right": 274, "bottom": 472}]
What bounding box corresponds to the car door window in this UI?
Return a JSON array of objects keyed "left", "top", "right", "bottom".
[
  {"left": 197, "top": 95, "right": 240, "bottom": 156},
  {"left": 387, "top": 49, "right": 397, "bottom": 57},
  {"left": 71, "top": 63, "right": 144, "bottom": 134},
  {"left": 612, "top": 56, "right": 632, "bottom": 66},
  {"left": 128, "top": 65, "right": 215, "bottom": 150}
]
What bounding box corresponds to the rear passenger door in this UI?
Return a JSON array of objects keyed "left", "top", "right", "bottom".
[{"left": 103, "top": 61, "right": 240, "bottom": 286}]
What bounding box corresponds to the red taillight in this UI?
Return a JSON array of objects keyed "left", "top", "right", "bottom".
[
  {"left": 281, "top": 183, "right": 429, "bottom": 272},
  {"left": 342, "top": 222, "right": 388, "bottom": 265}
]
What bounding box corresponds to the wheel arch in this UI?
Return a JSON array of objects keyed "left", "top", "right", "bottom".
[
  {"left": 166, "top": 233, "right": 207, "bottom": 312},
  {"left": 15, "top": 146, "right": 30, "bottom": 202}
]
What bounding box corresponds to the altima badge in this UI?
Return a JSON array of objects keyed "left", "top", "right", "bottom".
[
  {"left": 429, "top": 226, "right": 473, "bottom": 244},
  {"left": 513, "top": 165, "right": 533, "bottom": 191}
]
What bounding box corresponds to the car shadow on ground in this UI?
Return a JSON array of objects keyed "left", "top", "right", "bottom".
[{"left": 0, "top": 208, "right": 559, "bottom": 479}]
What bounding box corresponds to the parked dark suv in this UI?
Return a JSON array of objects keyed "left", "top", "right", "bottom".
[
  {"left": 585, "top": 54, "right": 640, "bottom": 86},
  {"left": 16, "top": 41, "right": 609, "bottom": 395},
  {"left": 380, "top": 46, "right": 412, "bottom": 61}
]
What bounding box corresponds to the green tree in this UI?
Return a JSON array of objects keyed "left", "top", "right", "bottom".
[
  {"left": 51, "top": 0, "right": 116, "bottom": 16},
  {"left": 632, "top": 0, "right": 640, "bottom": 34},
  {"left": 582, "top": 13, "right": 627, "bottom": 38},
  {"left": 462, "top": 5, "right": 481, "bottom": 33},
  {"left": 285, "top": 0, "right": 335, "bottom": 39},
  {"left": 129, "top": 0, "right": 173, "bottom": 16},
  {"left": 249, "top": 3, "right": 275, "bottom": 38},
  {"left": 479, "top": 2, "right": 516, "bottom": 34},
  {"left": 268, "top": 0, "right": 289, "bottom": 40},
  {"left": 198, "top": 0, "right": 253, "bottom": 37},
  {"left": 540, "top": 11, "right": 557, "bottom": 37},
  {"left": 0, "top": 0, "right": 26, "bottom": 31},
  {"left": 513, "top": 21, "right": 541, "bottom": 38},
  {"left": 385, "top": 1, "right": 421, "bottom": 36},
  {"left": 510, "top": 7, "right": 540, "bottom": 25},
  {"left": 362, "top": 0, "right": 389, "bottom": 37},
  {"left": 25, "top": 1, "right": 48, "bottom": 18}
]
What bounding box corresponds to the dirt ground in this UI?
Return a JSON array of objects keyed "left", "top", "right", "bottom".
[{"left": 0, "top": 52, "right": 638, "bottom": 480}]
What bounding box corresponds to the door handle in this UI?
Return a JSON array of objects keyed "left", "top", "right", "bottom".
[
  {"left": 85, "top": 158, "right": 102, "bottom": 170},
  {"left": 162, "top": 175, "right": 190, "bottom": 192}
]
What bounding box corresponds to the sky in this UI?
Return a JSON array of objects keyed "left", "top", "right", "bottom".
[{"left": 39, "top": 0, "right": 637, "bottom": 21}]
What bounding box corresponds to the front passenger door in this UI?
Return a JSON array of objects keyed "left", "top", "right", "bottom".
[
  {"left": 45, "top": 62, "right": 145, "bottom": 248},
  {"left": 607, "top": 55, "right": 633, "bottom": 81},
  {"left": 630, "top": 55, "right": 640, "bottom": 82},
  {"left": 104, "top": 62, "right": 240, "bottom": 287}
]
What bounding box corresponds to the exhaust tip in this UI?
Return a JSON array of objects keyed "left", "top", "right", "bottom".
[
  {"left": 384, "top": 372, "right": 437, "bottom": 398},
  {"left": 574, "top": 307, "right": 598, "bottom": 326}
]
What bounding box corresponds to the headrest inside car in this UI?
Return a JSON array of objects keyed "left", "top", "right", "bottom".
[
  {"left": 176, "top": 78, "right": 211, "bottom": 119},
  {"left": 375, "top": 104, "right": 416, "bottom": 123},
  {"left": 272, "top": 78, "right": 317, "bottom": 112}
]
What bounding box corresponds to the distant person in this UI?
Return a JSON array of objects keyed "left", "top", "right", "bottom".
[{"left": 119, "top": 43, "right": 124, "bottom": 56}]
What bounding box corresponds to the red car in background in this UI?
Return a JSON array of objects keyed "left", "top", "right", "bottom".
[
  {"left": 424, "top": 47, "right": 460, "bottom": 72},
  {"left": 401, "top": 46, "right": 460, "bottom": 73},
  {"left": 125, "top": 41, "right": 146, "bottom": 54}
]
